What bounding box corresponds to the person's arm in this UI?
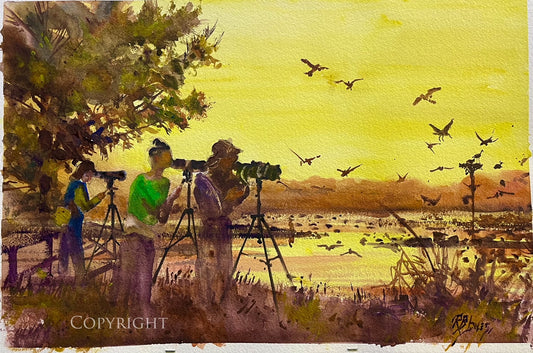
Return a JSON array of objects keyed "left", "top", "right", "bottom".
[
  {"left": 158, "top": 183, "right": 183, "bottom": 224},
  {"left": 74, "top": 184, "right": 105, "bottom": 212}
]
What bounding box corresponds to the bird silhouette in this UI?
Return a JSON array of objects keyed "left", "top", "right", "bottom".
[
  {"left": 340, "top": 248, "right": 363, "bottom": 257},
  {"left": 494, "top": 161, "right": 503, "bottom": 169},
  {"left": 413, "top": 87, "right": 441, "bottom": 105},
  {"left": 429, "top": 119, "right": 454, "bottom": 141},
  {"left": 317, "top": 244, "right": 344, "bottom": 251},
  {"left": 425, "top": 142, "right": 441, "bottom": 154},
  {"left": 337, "top": 165, "right": 362, "bottom": 177},
  {"left": 311, "top": 185, "right": 334, "bottom": 193},
  {"left": 290, "top": 149, "right": 321, "bottom": 166},
  {"left": 475, "top": 131, "right": 498, "bottom": 146},
  {"left": 518, "top": 157, "right": 529, "bottom": 166},
  {"left": 277, "top": 180, "right": 290, "bottom": 189},
  {"left": 396, "top": 173, "right": 408, "bottom": 182},
  {"left": 487, "top": 190, "right": 515, "bottom": 199},
  {"left": 301, "top": 59, "right": 329, "bottom": 77},
  {"left": 430, "top": 166, "right": 454, "bottom": 172},
  {"left": 472, "top": 150, "right": 484, "bottom": 161},
  {"left": 335, "top": 79, "right": 363, "bottom": 90},
  {"left": 421, "top": 194, "right": 441, "bottom": 206}
]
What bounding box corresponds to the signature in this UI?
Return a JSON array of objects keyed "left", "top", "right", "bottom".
[{"left": 448, "top": 313, "right": 493, "bottom": 346}]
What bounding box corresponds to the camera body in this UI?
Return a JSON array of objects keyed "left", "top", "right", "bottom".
[
  {"left": 95, "top": 170, "right": 127, "bottom": 188},
  {"left": 234, "top": 161, "right": 282, "bottom": 182},
  {"left": 172, "top": 159, "right": 208, "bottom": 172}
]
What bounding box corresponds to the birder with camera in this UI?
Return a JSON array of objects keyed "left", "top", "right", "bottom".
[
  {"left": 111, "top": 139, "right": 182, "bottom": 315},
  {"left": 193, "top": 139, "right": 250, "bottom": 305},
  {"left": 59, "top": 160, "right": 107, "bottom": 283}
]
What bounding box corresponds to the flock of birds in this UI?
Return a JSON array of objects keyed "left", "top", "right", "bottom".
[{"left": 290, "top": 59, "right": 530, "bottom": 206}]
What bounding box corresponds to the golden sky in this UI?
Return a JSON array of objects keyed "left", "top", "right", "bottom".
[{"left": 102, "top": 0, "right": 530, "bottom": 186}]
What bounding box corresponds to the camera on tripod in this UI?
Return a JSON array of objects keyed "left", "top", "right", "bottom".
[
  {"left": 234, "top": 161, "right": 282, "bottom": 182},
  {"left": 172, "top": 157, "right": 281, "bottom": 181},
  {"left": 95, "top": 170, "right": 127, "bottom": 188}
]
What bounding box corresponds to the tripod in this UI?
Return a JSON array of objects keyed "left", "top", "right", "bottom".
[
  {"left": 86, "top": 180, "right": 123, "bottom": 273},
  {"left": 232, "top": 178, "right": 293, "bottom": 312},
  {"left": 152, "top": 169, "right": 198, "bottom": 283}
]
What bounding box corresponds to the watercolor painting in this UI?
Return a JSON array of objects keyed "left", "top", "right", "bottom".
[{"left": 1, "top": 0, "right": 532, "bottom": 351}]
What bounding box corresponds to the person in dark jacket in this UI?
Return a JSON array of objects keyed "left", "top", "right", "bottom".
[{"left": 59, "top": 160, "right": 106, "bottom": 282}]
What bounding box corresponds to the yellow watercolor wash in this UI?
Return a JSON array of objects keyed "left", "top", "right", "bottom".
[{"left": 101, "top": 0, "right": 529, "bottom": 187}]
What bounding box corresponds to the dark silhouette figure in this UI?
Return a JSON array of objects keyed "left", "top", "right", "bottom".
[
  {"left": 475, "top": 131, "right": 498, "bottom": 146},
  {"left": 429, "top": 118, "right": 453, "bottom": 141},
  {"left": 337, "top": 165, "right": 362, "bottom": 177},
  {"left": 494, "top": 161, "right": 503, "bottom": 169},
  {"left": 425, "top": 142, "right": 441, "bottom": 153},
  {"left": 472, "top": 150, "right": 484, "bottom": 160},
  {"left": 487, "top": 190, "right": 515, "bottom": 199},
  {"left": 335, "top": 79, "right": 363, "bottom": 90},
  {"left": 301, "top": 59, "right": 329, "bottom": 77},
  {"left": 317, "top": 244, "right": 343, "bottom": 251},
  {"left": 413, "top": 87, "right": 441, "bottom": 105},
  {"left": 290, "top": 148, "right": 321, "bottom": 166},
  {"left": 499, "top": 179, "right": 506, "bottom": 187},
  {"left": 340, "top": 248, "right": 363, "bottom": 257},
  {"left": 396, "top": 173, "right": 408, "bottom": 183},
  {"left": 430, "top": 166, "right": 454, "bottom": 172},
  {"left": 421, "top": 194, "right": 441, "bottom": 206},
  {"left": 518, "top": 157, "right": 529, "bottom": 166}
]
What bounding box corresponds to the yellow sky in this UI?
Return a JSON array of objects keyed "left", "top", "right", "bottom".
[{"left": 101, "top": 0, "right": 530, "bottom": 186}]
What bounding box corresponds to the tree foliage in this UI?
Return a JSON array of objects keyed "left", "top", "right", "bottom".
[{"left": 2, "top": 1, "right": 221, "bottom": 208}]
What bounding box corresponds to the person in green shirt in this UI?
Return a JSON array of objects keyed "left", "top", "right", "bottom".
[{"left": 112, "top": 139, "right": 182, "bottom": 315}]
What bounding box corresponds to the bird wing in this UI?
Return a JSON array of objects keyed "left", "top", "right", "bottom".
[
  {"left": 429, "top": 124, "right": 442, "bottom": 134},
  {"left": 335, "top": 80, "right": 344, "bottom": 84},
  {"left": 475, "top": 131, "right": 484, "bottom": 142},
  {"left": 442, "top": 119, "right": 454, "bottom": 133},
  {"left": 317, "top": 244, "right": 327, "bottom": 248},
  {"left": 301, "top": 58, "right": 313, "bottom": 68},
  {"left": 421, "top": 195, "right": 429, "bottom": 202},
  {"left": 435, "top": 194, "right": 442, "bottom": 203},
  {"left": 413, "top": 95, "right": 423, "bottom": 106},
  {"left": 290, "top": 149, "right": 305, "bottom": 162},
  {"left": 427, "top": 87, "right": 441, "bottom": 95},
  {"left": 350, "top": 79, "right": 364, "bottom": 84}
]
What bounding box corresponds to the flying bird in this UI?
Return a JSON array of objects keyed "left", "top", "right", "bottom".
[
  {"left": 413, "top": 87, "right": 441, "bottom": 105},
  {"left": 425, "top": 142, "right": 441, "bottom": 154},
  {"left": 472, "top": 150, "right": 484, "bottom": 160},
  {"left": 317, "top": 244, "right": 344, "bottom": 251},
  {"left": 494, "top": 161, "right": 503, "bottom": 169},
  {"left": 340, "top": 248, "right": 363, "bottom": 257},
  {"left": 421, "top": 194, "right": 441, "bottom": 206},
  {"left": 430, "top": 166, "right": 454, "bottom": 172},
  {"left": 335, "top": 79, "right": 363, "bottom": 90},
  {"left": 290, "top": 149, "right": 321, "bottom": 166},
  {"left": 518, "top": 157, "right": 529, "bottom": 166},
  {"left": 429, "top": 119, "right": 454, "bottom": 141},
  {"left": 475, "top": 131, "right": 498, "bottom": 146},
  {"left": 337, "top": 165, "right": 362, "bottom": 177},
  {"left": 301, "top": 59, "right": 329, "bottom": 77},
  {"left": 396, "top": 173, "right": 408, "bottom": 183},
  {"left": 487, "top": 190, "right": 515, "bottom": 199}
]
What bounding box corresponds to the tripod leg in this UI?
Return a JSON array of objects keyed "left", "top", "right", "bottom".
[
  {"left": 86, "top": 205, "right": 112, "bottom": 272},
  {"left": 232, "top": 215, "right": 257, "bottom": 275},
  {"left": 261, "top": 217, "right": 292, "bottom": 283},
  {"left": 258, "top": 218, "right": 279, "bottom": 313},
  {"left": 152, "top": 208, "right": 188, "bottom": 283},
  {"left": 190, "top": 210, "right": 199, "bottom": 256}
]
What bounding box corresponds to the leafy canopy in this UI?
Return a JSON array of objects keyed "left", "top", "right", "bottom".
[{"left": 2, "top": 1, "right": 221, "bottom": 197}]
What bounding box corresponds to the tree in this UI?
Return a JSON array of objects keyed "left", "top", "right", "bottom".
[
  {"left": 459, "top": 158, "right": 483, "bottom": 237},
  {"left": 2, "top": 1, "right": 222, "bottom": 211}
]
